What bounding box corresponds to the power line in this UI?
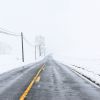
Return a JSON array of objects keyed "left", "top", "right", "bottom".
[
  {"left": 0, "top": 27, "right": 20, "bottom": 37},
  {"left": 0, "top": 27, "right": 36, "bottom": 62},
  {"left": 23, "top": 36, "right": 34, "bottom": 47},
  {"left": 0, "top": 27, "right": 34, "bottom": 47},
  {"left": 0, "top": 31, "right": 20, "bottom": 37}
]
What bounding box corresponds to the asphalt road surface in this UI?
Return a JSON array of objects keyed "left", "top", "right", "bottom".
[{"left": 0, "top": 57, "right": 100, "bottom": 100}]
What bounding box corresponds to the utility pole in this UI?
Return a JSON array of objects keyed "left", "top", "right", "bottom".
[
  {"left": 44, "top": 48, "right": 45, "bottom": 56},
  {"left": 39, "top": 45, "right": 41, "bottom": 56},
  {"left": 35, "top": 45, "right": 36, "bottom": 60},
  {"left": 21, "top": 32, "right": 24, "bottom": 62}
]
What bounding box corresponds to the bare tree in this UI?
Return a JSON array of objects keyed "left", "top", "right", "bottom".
[{"left": 35, "top": 35, "right": 45, "bottom": 59}]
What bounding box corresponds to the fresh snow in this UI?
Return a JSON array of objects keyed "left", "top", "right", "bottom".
[
  {"left": 0, "top": 55, "right": 44, "bottom": 75},
  {"left": 0, "top": 33, "right": 44, "bottom": 74},
  {"left": 54, "top": 56, "right": 100, "bottom": 86},
  {"left": 69, "top": 64, "right": 100, "bottom": 86}
]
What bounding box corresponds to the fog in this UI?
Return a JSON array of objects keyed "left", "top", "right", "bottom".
[{"left": 0, "top": 0, "right": 100, "bottom": 60}]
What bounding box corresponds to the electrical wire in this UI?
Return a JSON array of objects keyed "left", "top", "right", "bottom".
[
  {"left": 0, "top": 27, "right": 20, "bottom": 37},
  {"left": 0, "top": 27, "right": 35, "bottom": 48},
  {"left": 0, "top": 30, "right": 20, "bottom": 36},
  {"left": 23, "top": 36, "right": 35, "bottom": 47}
]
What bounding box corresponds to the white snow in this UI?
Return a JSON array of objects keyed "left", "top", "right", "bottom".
[
  {"left": 0, "top": 33, "right": 45, "bottom": 75},
  {"left": 69, "top": 64, "right": 100, "bottom": 85},
  {"left": 54, "top": 56, "right": 100, "bottom": 86},
  {"left": 0, "top": 55, "right": 44, "bottom": 74}
]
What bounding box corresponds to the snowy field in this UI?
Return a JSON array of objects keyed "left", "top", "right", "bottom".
[
  {"left": 55, "top": 56, "right": 100, "bottom": 74},
  {"left": 0, "top": 55, "right": 33, "bottom": 74},
  {"left": 0, "top": 33, "right": 43, "bottom": 74},
  {"left": 56, "top": 57, "right": 100, "bottom": 86},
  {"left": 66, "top": 59, "right": 100, "bottom": 86},
  {"left": 0, "top": 55, "right": 44, "bottom": 75},
  {"left": 0, "top": 55, "right": 20, "bottom": 74},
  {"left": 66, "top": 59, "right": 100, "bottom": 75}
]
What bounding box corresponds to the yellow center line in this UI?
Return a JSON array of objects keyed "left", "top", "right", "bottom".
[
  {"left": 35, "top": 76, "right": 41, "bottom": 83},
  {"left": 19, "top": 64, "right": 45, "bottom": 100}
]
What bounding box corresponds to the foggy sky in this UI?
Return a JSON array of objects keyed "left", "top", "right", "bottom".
[{"left": 0, "top": 0, "right": 100, "bottom": 60}]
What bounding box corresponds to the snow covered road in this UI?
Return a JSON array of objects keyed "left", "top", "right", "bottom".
[
  {"left": 26, "top": 59, "right": 100, "bottom": 100},
  {"left": 0, "top": 58, "right": 100, "bottom": 100},
  {"left": 0, "top": 60, "right": 44, "bottom": 100}
]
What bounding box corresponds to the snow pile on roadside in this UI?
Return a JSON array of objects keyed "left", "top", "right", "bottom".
[
  {"left": 0, "top": 55, "right": 19, "bottom": 74},
  {"left": 54, "top": 56, "right": 100, "bottom": 86},
  {"left": 0, "top": 55, "right": 44, "bottom": 75},
  {"left": 69, "top": 64, "right": 100, "bottom": 86}
]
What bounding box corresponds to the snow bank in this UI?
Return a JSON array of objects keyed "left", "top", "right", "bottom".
[
  {"left": 54, "top": 56, "right": 100, "bottom": 86},
  {"left": 69, "top": 64, "right": 100, "bottom": 86},
  {"left": 0, "top": 55, "right": 44, "bottom": 75}
]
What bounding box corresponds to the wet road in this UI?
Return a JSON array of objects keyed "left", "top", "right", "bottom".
[
  {"left": 0, "top": 60, "right": 45, "bottom": 100},
  {"left": 27, "top": 59, "right": 100, "bottom": 100},
  {"left": 0, "top": 58, "right": 100, "bottom": 100}
]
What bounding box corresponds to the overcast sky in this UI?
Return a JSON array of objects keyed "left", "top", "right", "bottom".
[{"left": 0, "top": 0, "right": 100, "bottom": 60}]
